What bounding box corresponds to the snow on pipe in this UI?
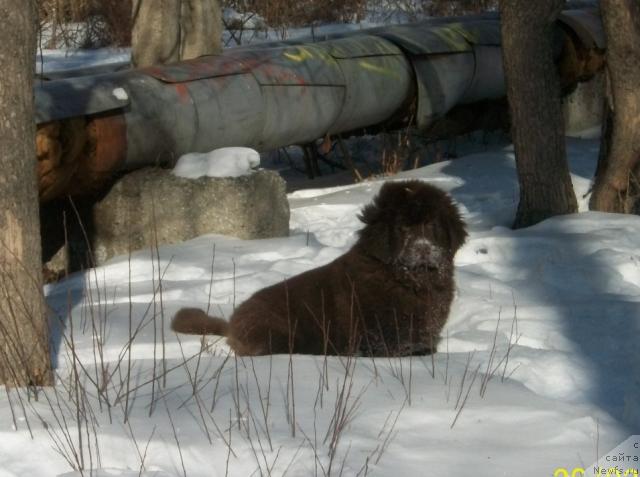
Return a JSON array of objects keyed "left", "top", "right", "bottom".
[{"left": 35, "top": 9, "right": 604, "bottom": 201}]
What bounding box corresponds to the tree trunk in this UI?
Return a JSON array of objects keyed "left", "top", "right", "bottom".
[
  {"left": 500, "top": 0, "right": 578, "bottom": 228},
  {"left": 0, "top": 0, "right": 53, "bottom": 386},
  {"left": 180, "top": 0, "right": 222, "bottom": 60},
  {"left": 131, "top": 0, "right": 222, "bottom": 68},
  {"left": 589, "top": 0, "right": 640, "bottom": 214}
]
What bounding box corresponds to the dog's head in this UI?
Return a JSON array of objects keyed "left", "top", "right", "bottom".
[{"left": 357, "top": 181, "right": 467, "bottom": 279}]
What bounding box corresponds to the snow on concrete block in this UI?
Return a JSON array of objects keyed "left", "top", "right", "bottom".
[
  {"left": 564, "top": 71, "right": 604, "bottom": 137},
  {"left": 172, "top": 147, "right": 261, "bottom": 179},
  {"left": 92, "top": 167, "right": 289, "bottom": 264}
]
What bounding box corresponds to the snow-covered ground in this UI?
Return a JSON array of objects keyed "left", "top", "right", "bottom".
[
  {"left": 22, "top": 6, "right": 640, "bottom": 474},
  {"left": 1, "top": 136, "right": 638, "bottom": 476}
]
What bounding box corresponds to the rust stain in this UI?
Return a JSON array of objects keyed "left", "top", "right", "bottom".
[
  {"left": 144, "top": 55, "right": 253, "bottom": 83},
  {"left": 37, "top": 119, "right": 86, "bottom": 202},
  {"left": 77, "top": 112, "right": 127, "bottom": 195}
]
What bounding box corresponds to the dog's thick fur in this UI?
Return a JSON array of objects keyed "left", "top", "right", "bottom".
[{"left": 172, "top": 180, "right": 467, "bottom": 356}]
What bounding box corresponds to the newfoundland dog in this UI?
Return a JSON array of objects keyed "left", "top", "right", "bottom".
[{"left": 172, "top": 180, "right": 467, "bottom": 356}]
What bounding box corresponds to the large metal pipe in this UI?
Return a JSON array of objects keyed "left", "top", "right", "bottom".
[{"left": 35, "top": 9, "right": 604, "bottom": 201}]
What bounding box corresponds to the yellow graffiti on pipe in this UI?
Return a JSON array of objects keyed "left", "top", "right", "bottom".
[
  {"left": 284, "top": 46, "right": 333, "bottom": 63},
  {"left": 357, "top": 60, "right": 401, "bottom": 79},
  {"left": 432, "top": 24, "right": 471, "bottom": 51},
  {"left": 284, "top": 48, "right": 315, "bottom": 62}
]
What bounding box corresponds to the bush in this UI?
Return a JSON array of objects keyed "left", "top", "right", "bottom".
[
  {"left": 36, "top": 0, "right": 498, "bottom": 49},
  {"left": 426, "top": 0, "right": 498, "bottom": 16},
  {"left": 38, "top": 0, "right": 131, "bottom": 48},
  {"left": 223, "top": 0, "right": 366, "bottom": 27}
]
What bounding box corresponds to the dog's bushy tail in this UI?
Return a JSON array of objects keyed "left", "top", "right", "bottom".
[{"left": 171, "top": 308, "right": 229, "bottom": 336}]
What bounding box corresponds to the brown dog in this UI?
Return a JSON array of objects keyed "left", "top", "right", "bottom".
[{"left": 172, "top": 180, "right": 467, "bottom": 356}]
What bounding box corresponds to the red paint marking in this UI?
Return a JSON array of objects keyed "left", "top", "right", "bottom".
[{"left": 174, "top": 83, "right": 191, "bottom": 103}]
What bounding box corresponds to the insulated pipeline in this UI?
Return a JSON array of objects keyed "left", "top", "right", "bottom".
[{"left": 35, "top": 9, "right": 604, "bottom": 201}]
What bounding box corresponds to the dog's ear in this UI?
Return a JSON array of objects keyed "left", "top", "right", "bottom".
[
  {"left": 358, "top": 201, "right": 383, "bottom": 226},
  {"left": 440, "top": 206, "right": 468, "bottom": 253},
  {"left": 359, "top": 182, "right": 399, "bottom": 225},
  {"left": 357, "top": 223, "right": 395, "bottom": 263},
  {"left": 357, "top": 185, "right": 398, "bottom": 263},
  {"left": 358, "top": 203, "right": 395, "bottom": 263},
  {"left": 360, "top": 181, "right": 420, "bottom": 225}
]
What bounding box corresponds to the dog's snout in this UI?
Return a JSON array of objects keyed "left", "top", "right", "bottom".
[
  {"left": 414, "top": 238, "right": 436, "bottom": 255},
  {"left": 416, "top": 239, "right": 445, "bottom": 270},
  {"left": 412, "top": 238, "right": 433, "bottom": 255},
  {"left": 397, "top": 236, "right": 444, "bottom": 273},
  {"left": 413, "top": 237, "right": 432, "bottom": 247}
]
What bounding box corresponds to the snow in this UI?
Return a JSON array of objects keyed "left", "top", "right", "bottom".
[
  {"left": 172, "top": 147, "right": 261, "bottom": 179},
  {"left": 223, "top": 7, "right": 268, "bottom": 30},
  {"left": 2, "top": 136, "right": 638, "bottom": 476},
  {"left": 111, "top": 88, "right": 129, "bottom": 101},
  {"left": 36, "top": 48, "right": 130, "bottom": 75}
]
